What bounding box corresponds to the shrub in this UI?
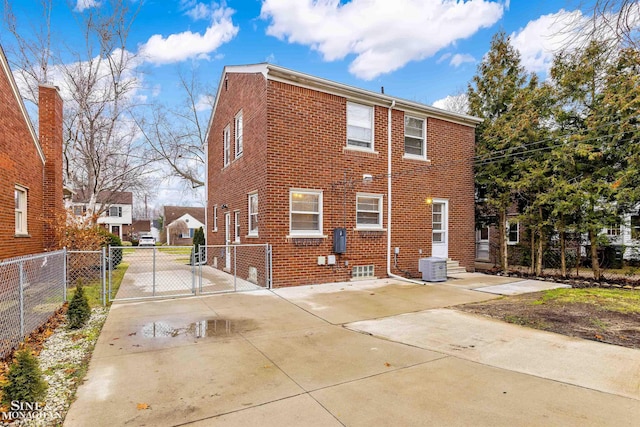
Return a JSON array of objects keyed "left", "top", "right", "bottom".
[
  {"left": 2, "top": 348, "right": 47, "bottom": 405},
  {"left": 67, "top": 280, "right": 91, "bottom": 329},
  {"left": 193, "top": 227, "right": 205, "bottom": 263},
  {"left": 98, "top": 229, "right": 123, "bottom": 268}
]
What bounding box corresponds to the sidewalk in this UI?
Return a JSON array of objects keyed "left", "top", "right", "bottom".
[{"left": 64, "top": 276, "right": 640, "bottom": 426}]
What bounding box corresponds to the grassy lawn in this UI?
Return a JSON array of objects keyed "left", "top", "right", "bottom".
[
  {"left": 158, "top": 246, "right": 193, "bottom": 255},
  {"left": 533, "top": 288, "right": 640, "bottom": 314},
  {"left": 67, "top": 262, "right": 129, "bottom": 307}
]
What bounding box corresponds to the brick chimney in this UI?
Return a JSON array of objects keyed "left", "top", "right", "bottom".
[{"left": 39, "top": 84, "right": 63, "bottom": 250}]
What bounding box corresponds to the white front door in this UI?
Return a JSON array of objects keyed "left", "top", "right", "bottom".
[
  {"left": 476, "top": 226, "right": 490, "bottom": 260},
  {"left": 224, "top": 213, "right": 231, "bottom": 270},
  {"left": 432, "top": 200, "right": 448, "bottom": 259}
]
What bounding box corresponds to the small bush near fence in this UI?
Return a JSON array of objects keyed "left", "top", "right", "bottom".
[
  {"left": 67, "top": 280, "right": 91, "bottom": 329},
  {"left": 1, "top": 348, "right": 47, "bottom": 405}
]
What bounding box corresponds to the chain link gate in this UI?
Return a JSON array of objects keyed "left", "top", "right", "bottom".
[{"left": 198, "top": 244, "right": 272, "bottom": 294}]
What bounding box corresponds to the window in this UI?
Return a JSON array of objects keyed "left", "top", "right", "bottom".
[
  {"left": 507, "top": 221, "right": 519, "bottom": 245},
  {"left": 404, "top": 115, "right": 426, "bottom": 158},
  {"left": 223, "top": 125, "right": 230, "bottom": 167},
  {"left": 290, "top": 190, "right": 322, "bottom": 235},
  {"left": 352, "top": 265, "right": 375, "bottom": 279},
  {"left": 180, "top": 229, "right": 194, "bottom": 239},
  {"left": 73, "top": 205, "right": 86, "bottom": 216},
  {"left": 347, "top": 102, "right": 373, "bottom": 150},
  {"left": 15, "top": 186, "right": 27, "bottom": 234},
  {"left": 213, "top": 205, "right": 218, "bottom": 232},
  {"left": 605, "top": 221, "right": 621, "bottom": 236},
  {"left": 631, "top": 216, "right": 640, "bottom": 240},
  {"left": 248, "top": 193, "right": 258, "bottom": 236},
  {"left": 356, "top": 194, "right": 383, "bottom": 229},
  {"left": 109, "top": 206, "right": 122, "bottom": 217},
  {"left": 235, "top": 112, "right": 243, "bottom": 158},
  {"left": 234, "top": 211, "right": 240, "bottom": 242}
]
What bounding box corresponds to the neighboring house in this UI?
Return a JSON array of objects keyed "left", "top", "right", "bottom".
[
  {"left": 206, "top": 63, "right": 481, "bottom": 287},
  {"left": 163, "top": 206, "right": 205, "bottom": 245},
  {"left": 70, "top": 191, "right": 133, "bottom": 241},
  {"left": 0, "top": 45, "right": 63, "bottom": 259}
]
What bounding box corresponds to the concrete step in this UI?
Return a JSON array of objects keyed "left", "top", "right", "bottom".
[{"left": 446, "top": 259, "right": 467, "bottom": 275}]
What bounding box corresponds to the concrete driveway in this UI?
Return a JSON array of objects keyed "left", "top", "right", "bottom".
[{"left": 65, "top": 277, "right": 640, "bottom": 426}]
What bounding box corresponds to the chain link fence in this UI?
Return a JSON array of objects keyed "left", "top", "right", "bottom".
[
  {"left": 109, "top": 246, "right": 197, "bottom": 301},
  {"left": 199, "top": 244, "right": 271, "bottom": 293},
  {"left": 0, "top": 250, "right": 66, "bottom": 359},
  {"left": 67, "top": 249, "right": 106, "bottom": 304},
  {"left": 480, "top": 238, "right": 640, "bottom": 286}
]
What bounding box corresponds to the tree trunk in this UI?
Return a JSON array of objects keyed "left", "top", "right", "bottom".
[
  {"left": 536, "top": 229, "right": 543, "bottom": 276},
  {"left": 529, "top": 228, "right": 536, "bottom": 275},
  {"left": 589, "top": 229, "right": 601, "bottom": 280},
  {"left": 499, "top": 209, "right": 508, "bottom": 272},
  {"left": 559, "top": 225, "right": 567, "bottom": 278}
]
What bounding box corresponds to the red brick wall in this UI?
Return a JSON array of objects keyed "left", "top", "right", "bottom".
[
  {"left": 39, "top": 85, "right": 64, "bottom": 250},
  {"left": 208, "top": 72, "right": 476, "bottom": 287},
  {"left": 0, "top": 66, "right": 45, "bottom": 259},
  {"left": 207, "top": 72, "right": 268, "bottom": 249}
]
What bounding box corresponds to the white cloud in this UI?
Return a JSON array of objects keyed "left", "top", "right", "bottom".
[
  {"left": 450, "top": 53, "right": 475, "bottom": 67},
  {"left": 139, "top": 6, "right": 239, "bottom": 65},
  {"left": 194, "top": 94, "right": 215, "bottom": 112},
  {"left": 436, "top": 53, "right": 452, "bottom": 64},
  {"left": 510, "top": 9, "right": 587, "bottom": 73},
  {"left": 74, "top": 0, "right": 100, "bottom": 12},
  {"left": 181, "top": 1, "right": 219, "bottom": 21},
  {"left": 260, "top": 0, "right": 505, "bottom": 80},
  {"left": 432, "top": 93, "right": 468, "bottom": 115}
]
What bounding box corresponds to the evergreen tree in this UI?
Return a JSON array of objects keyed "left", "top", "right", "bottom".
[
  {"left": 68, "top": 280, "right": 91, "bottom": 329},
  {"left": 2, "top": 349, "right": 47, "bottom": 405},
  {"left": 192, "top": 226, "right": 205, "bottom": 263},
  {"left": 468, "top": 31, "right": 538, "bottom": 272}
]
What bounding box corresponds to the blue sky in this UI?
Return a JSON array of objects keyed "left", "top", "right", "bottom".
[{"left": 1, "top": 0, "right": 612, "bottom": 209}]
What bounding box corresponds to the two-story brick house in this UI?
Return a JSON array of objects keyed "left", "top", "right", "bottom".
[
  {"left": 206, "top": 64, "right": 481, "bottom": 287},
  {"left": 0, "top": 45, "right": 63, "bottom": 259}
]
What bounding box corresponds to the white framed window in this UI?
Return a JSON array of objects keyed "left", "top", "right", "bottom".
[
  {"left": 180, "top": 229, "right": 195, "bottom": 239},
  {"left": 234, "top": 210, "right": 240, "bottom": 242},
  {"left": 605, "top": 221, "right": 621, "bottom": 236},
  {"left": 73, "top": 205, "right": 86, "bottom": 216},
  {"left": 356, "top": 193, "right": 383, "bottom": 229},
  {"left": 213, "top": 205, "right": 218, "bottom": 232},
  {"left": 234, "top": 111, "right": 243, "bottom": 158},
  {"left": 290, "top": 190, "right": 323, "bottom": 236},
  {"left": 248, "top": 192, "right": 258, "bottom": 236},
  {"left": 347, "top": 102, "right": 373, "bottom": 150},
  {"left": 15, "top": 186, "right": 27, "bottom": 235},
  {"left": 109, "top": 206, "right": 122, "bottom": 217},
  {"left": 631, "top": 215, "right": 640, "bottom": 240},
  {"left": 507, "top": 221, "right": 519, "bottom": 245},
  {"left": 404, "top": 115, "right": 426, "bottom": 158},
  {"left": 223, "top": 125, "right": 230, "bottom": 167}
]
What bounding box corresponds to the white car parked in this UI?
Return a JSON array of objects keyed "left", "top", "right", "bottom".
[{"left": 139, "top": 235, "right": 156, "bottom": 246}]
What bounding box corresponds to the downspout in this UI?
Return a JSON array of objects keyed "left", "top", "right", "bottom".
[{"left": 386, "top": 100, "right": 425, "bottom": 285}]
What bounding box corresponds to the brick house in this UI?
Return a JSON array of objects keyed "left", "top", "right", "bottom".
[
  {"left": 70, "top": 190, "right": 133, "bottom": 241},
  {"left": 0, "top": 45, "right": 63, "bottom": 259},
  {"left": 163, "top": 206, "right": 205, "bottom": 245},
  {"left": 206, "top": 64, "right": 481, "bottom": 287}
]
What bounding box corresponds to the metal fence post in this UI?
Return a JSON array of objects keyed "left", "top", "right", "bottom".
[
  {"left": 198, "top": 246, "right": 203, "bottom": 292},
  {"left": 153, "top": 246, "right": 157, "bottom": 297},
  {"left": 233, "top": 245, "right": 237, "bottom": 292},
  {"left": 102, "top": 247, "right": 107, "bottom": 306},
  {"left": 108, "top": 246, "right": 113, "bottom": 301},
  {"left": 19, "top": 261, "right": 25, "bottom": 337},
  {"left": 268, "top": 244, "right": 273, "bottom": 289},
  {"left": 62, "top": 247, "right": 67, "bottom": 302}
]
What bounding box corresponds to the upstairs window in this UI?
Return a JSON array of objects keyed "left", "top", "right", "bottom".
[
  {"left": 347, "top": 102, "right": 373, "bottom": 150},
  {"left": 507, "top": 221, "right": 519, "bottom": 245},
  {"left": 223, "top": 125, "right": 230, "bottom": 167},
  {"left": 109, "top": 206, "right": 123, "bottom": 217},
  {"left": 15, "top": 186, "right": 27, "bottom": 234},
  {"left": 631, "top": 215, "right": 640, "bottom": 240},
  {"left": 404, "top": 115, "right": 426, "bottom": 158},
  {"left": 235, "top": 111, "right": 243, "bottom": 158}
]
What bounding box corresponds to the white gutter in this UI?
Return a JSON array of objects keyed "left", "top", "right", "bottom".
[{"left": 386, "top": 100, "right": 426, "bottom": 286}]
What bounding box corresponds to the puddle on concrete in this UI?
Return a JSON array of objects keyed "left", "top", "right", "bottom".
[{"left": 140, "top": 318, "right": 256, "bottom": 339}]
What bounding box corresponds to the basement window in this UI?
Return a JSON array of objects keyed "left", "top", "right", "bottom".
[{"left": 352, "top": 265, "right": 375, "bottom": 280}]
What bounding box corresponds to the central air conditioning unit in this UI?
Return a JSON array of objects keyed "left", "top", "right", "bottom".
[{"left": 418, "top": 257, "right": 447, "bottom": 282}]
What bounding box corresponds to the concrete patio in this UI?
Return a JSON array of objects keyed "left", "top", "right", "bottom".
[{"left": 64, "top": 276, "right": 640, "bottom": 426}]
